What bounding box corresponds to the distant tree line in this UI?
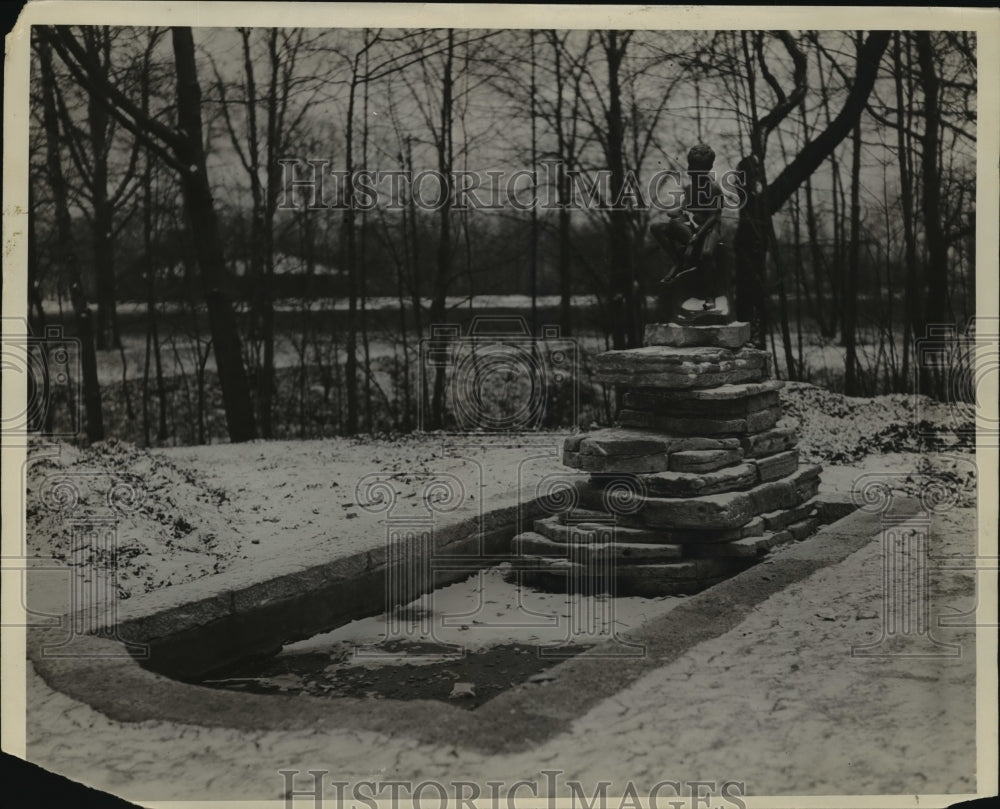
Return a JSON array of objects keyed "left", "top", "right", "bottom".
[{"left": 27, "top": 27, "right": 976, "bottom": 444}]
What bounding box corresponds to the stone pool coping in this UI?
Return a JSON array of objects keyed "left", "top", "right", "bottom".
[{"left": 26, "top": 492, "right": 920, "bottom": 756}]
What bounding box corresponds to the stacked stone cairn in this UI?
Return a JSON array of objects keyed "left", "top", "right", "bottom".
[{"left": 512, "top": 321, "right": 824, "bottom": 597}]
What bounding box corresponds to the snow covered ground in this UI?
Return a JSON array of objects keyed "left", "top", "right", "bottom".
[
  {"left": 15, "top": 382, "right": 984, "bottom": 801},
  {"left": 22, "top": 382, "right": 974, "bottom": 611}
]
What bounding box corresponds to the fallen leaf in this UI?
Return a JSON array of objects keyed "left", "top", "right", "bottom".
[{"left": 449, "top": 682, "right": 476, "bottom": 699}]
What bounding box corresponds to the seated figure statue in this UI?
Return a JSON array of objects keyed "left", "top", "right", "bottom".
[{"left": 649, "top": 143, "right": 732, "bottom": 325}]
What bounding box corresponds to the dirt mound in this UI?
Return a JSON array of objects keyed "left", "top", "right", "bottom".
[
  {"left": 780, "top": 382, "right": 973, "bottom": 464},
  {"left": 25, "top": 439, "right": 244, "bottom": 598}
]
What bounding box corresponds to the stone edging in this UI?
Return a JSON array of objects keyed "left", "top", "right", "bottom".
[{"left": 27, "top": 496, "right": 918, "bottom": 755}]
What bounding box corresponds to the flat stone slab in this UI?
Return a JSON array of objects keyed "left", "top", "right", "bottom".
[
  {"left": 594, "top": 346, "right": 771, "bottom": 389},
  {"left": 599, "top": 345, "right": 769, "bottom": 367},
  {"left": 549, "top": 506, "right": 780, "bottom": 540},
  {"left": 638, "top": 463, "right": 759, "bottom": 498},
  {"left": 574, "top": 477, "right": 780, "bottom": 535},
  {"left": 668, "top": 448, "right": 744, "bottom": 473},
  {"left": 563, "top": 429, "right": 740, "bottom": 474},
  {"left": 741, "top": 424, "right": 799, "bottom": 458},
  {"left": 686, "top": 530, "right": 797, "bottom": 559},
  {"left": 565, "top": 428, "right": 740, "bottom": 456},
  {"left": 513, "top": 531, "right": 684, "bottom": 562},
  {"left": 787, "top": 516, "right": 822, "bottom": 541},
  {"left": 629, "top": 379, "right": 783, "bottom": 402},
  {"left": 515, "top": 556, "right": 750, "bottom": 597},
  {"left": 636, "top": 464, "right": 823, "bottom": 531},
  {"left": 752, "top": 449, "right": 800, "bottom": 482},
  {"left": 534, "top": 515, "right": 674, "bottom": 545},
  {"left": 623, "top": 384, "right": 780, "bottom": 419},
  {"left": 618, "top": 405, "right": 781, "bottom": 436},
  {"left": 760, "top": 497, "right": 819, "bottom": 531},
  {"left": 644, "top": 321, "right": 751, "bottom": 349},
  {"left": 517, "top": 567, "right": 731, "bottom": 598},
  {"left": 562, "top": 450, "right": 671, "bottom": 475},
  {"left": 795, "top": 473, "right": 822, "bottom": 503}
]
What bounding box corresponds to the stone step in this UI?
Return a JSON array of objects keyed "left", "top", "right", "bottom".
[
  {"left": 514, "top": 555, "right": 750, "bottom": 597},
  {"left": 618, "top": 405, "right": 781, "bottom": 436},
  {"left": 629, "top": 379, "right": 783, "bottom": 402},
  {"left": 570, "top": 482, "right": 769, "bottom": 544},
  {"left": 740, "top": 423, "right": 799, "bottom": 458},
  {"left": 533, "top": 515, "right": 672, "bottom": 545},
  {"left": 513, "top": 531, "right": 684, "bottom": 562},
  {"left": 685, "top": 530, "right": 797, "bottom": 559},
  {"left": 753, "top": 449, "right": 800, "bottom": 482},
  {"left": 675, "top": 509, "right": 821, "bottom": 560},
  {"left": 599, "top": 344, "right": 769, "bottom": 367},
  {"left": 517, "top": 567, "right": 732, "bottom": 598},
  {"left": 631, "top": 464, "right": 823, "bottom": 530},
  {"left": 644, "top": 321, "right": 752, "bottom": 349},
  {"left": 563, "top": 428, "right": 740, "bottom": 474},
  {"left": 594, "top": 346, "right": 771, "bottom": 389},
  {"left": 555, "top": 507, "right": 610, "bottom": 523},
  {"left": 668, "top": 448, "right": 744, "bottom": 473},
  {"left": 795, "top": 470, "right": 822, "bottom": 503},
  {"left": 787, "top": 516, "right": 822, "bottom": 541},
  {"left": 638, "top": 463, "right": 759, "bottom": 498},
  {"left": 760, "top": 497, "right": 819, "bottom": 531},
  {"left": 623, "top": 381, "right": 781, "bottom": 419},
  {"left": 639, "top": 451, "right": 800, "bottom": 496}
]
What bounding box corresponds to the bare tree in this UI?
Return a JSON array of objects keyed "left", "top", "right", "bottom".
[
  {"left": 698, "top": 31, "right": 891, "bottom": 344},
  {"left": 209, "top": 27, "right": 320, "bottom": 437},
  {"left": 34, "top": 33, "right": 104, "bottom": 442},
  {"left": 844, "top": 34, "right": 863, "bottom": 395},
  {"left": 40, "top": 25, "right": 257, "bottom": 442}
]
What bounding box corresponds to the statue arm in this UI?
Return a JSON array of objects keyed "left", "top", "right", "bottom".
[{"left": 690, "top": 209, "right": 721, "bottom": 242}]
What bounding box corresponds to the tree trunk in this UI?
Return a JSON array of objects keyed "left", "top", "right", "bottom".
[
  {"left": 733, "top": 31, "right": 891, "bottom": 345},
  {"left": 603, "top": 31, "right": 637, "bottom": 349},
  {"left": 85, "top": 29, "right": 121, "bottom": 351},
  {"left": 844, "top": 54, "right": 863, "bottom": 396},
  {"left": 803, "top": 173, "right": 833, "bottom": 338},
  {"left": 403, "top": 136, "right": 429, "bottom": 424},
  {"left": 430, "top": 29, "right": 455, "bottom": 429},
  {"left": 360, "top": 44, "right": 373, "bottom": 433},
  {"left": 529, "top": 31, "right": 539, "bottom": 336},
  {"left": 915, "top": 31, "right": 948, "bottom": 399},
  {"left": 37, "top": 35, "right": 104, "bottom": 442},
  {"left": 733, "top": 157, "right": 769, "bottom": 347},
  {"left": 27, "top": 183, "right": 56, "bottom": 435},
  {"left": 772, "top": 227, "right": 797, "bottom": 380},
  {"left": 343, "top": 65, "right": 360, "bottom": 435},
  {"left": 765, "top": 32, "right": 892, "bottom": 213},
  {"left": 171, "top": 27, "right": 256, "bottom": 442},
  {"left": 550, "top": 36, "right": 573, "bottom": 337},
  {"left": 260, "top": 29, "right": 282, "bottom": 439}
]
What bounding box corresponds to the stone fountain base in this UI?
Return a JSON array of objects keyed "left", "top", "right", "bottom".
[{"left": 511, "top": 321, "right": 823, "bottom": 597}]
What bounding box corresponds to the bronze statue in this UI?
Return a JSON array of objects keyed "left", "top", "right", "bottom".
[{"left": 649, "top": 144, "right": 731, "bottom": 325}]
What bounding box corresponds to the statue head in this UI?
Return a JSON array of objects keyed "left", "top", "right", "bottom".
[{"left": 687, "top": 143, "right": 715, "bottom": 173}]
